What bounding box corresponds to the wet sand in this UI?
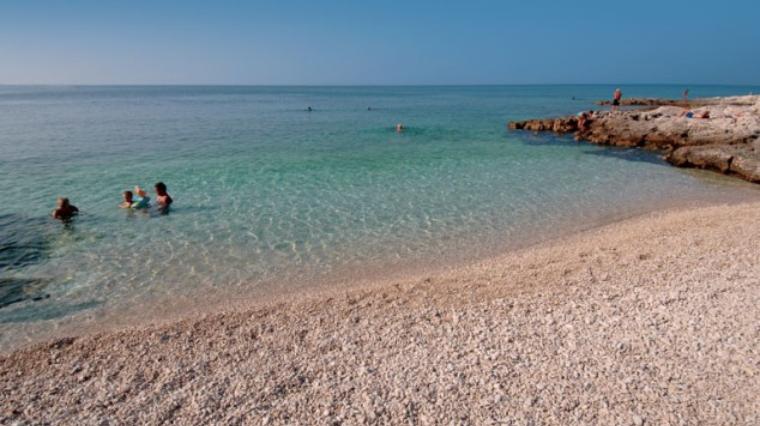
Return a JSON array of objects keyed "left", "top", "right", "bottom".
[{"left": 2, "top": 201, "right": 759, "bottom": 425}]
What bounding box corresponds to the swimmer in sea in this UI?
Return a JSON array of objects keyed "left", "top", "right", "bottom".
[
  {"left": 120, "top": 190, "right": 134, "bottom": 208},
  {"left": 154, "top": 181, "right": 173, "bottom": 211},
  {"left": 52, "top": 197, "right": 79, "bottom": 221},
  {"left": 131, "top": 186, "right": 151, "bottom": 209},
  {"left": 396, "top": 123, "right": 405, "bottom": 133}
]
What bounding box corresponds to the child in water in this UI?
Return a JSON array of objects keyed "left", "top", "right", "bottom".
[
  {"left": 131, "top": 186, "right": 151, "bottom": 209},
  {"left": 120, "top": 190, "right": 134, "bottom": 208},
  {"left": 52, "top": 197, "right": 79, "bottom": 220}
]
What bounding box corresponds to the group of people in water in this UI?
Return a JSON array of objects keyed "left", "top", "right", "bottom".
[{"left": 52, "top": 181, "right": 173, "bottom": 221}]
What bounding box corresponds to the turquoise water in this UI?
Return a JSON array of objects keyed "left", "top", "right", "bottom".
[{"left": 1, "top": 85, "right": 759, "bottom": 350}]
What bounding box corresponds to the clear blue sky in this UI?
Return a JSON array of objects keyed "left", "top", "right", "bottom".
[{"left": 1, "top": 0, "right": 758, "bottom": 85}]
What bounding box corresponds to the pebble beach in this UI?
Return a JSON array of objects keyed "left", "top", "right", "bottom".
[{"left": 2, "top": 201, "right": 759, "bottom": 425}]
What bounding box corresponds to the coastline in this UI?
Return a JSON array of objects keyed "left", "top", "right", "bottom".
[
  {"left": 3, "top": 200, "right": 759, "bottom": 424},
  {"left": 2, "top": 184, "right": 755, "bottom": 353},
  {"left": 509, "top": 95, "right": 760, "bottom": 184}
]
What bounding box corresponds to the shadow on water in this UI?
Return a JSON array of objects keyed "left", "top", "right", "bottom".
[
  {"left": 583, "top": 147, "right": 668, "bottom": 166},
  {"left": 512, "top": 133, "right": 580, "bottom": 147},
  {"left": 511, "top": 133, "right": 667, "bottom": 166}
]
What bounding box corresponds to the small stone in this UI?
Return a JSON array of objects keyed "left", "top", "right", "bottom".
[{"left": 523, "top": 396, "right": 536, "bottom": 408}]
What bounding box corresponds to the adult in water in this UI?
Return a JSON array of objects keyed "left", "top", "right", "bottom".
[
  {"left": 52, "top": 197, "right": 79, "bottom": 221},
  {"left": 396, "top": 123, "right": 406, "bottom": 133},
  {"left": 154, "top": 181, "right": 173, "bottom": 212}
]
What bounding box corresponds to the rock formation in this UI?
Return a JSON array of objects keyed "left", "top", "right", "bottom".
[{"left": 508, "top": 96, "right": 760, "bottom": 183}]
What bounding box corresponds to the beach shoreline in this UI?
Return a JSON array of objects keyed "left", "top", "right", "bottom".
[
  {"left": 2, "top": 188, "right": 755, "bottom": 354},
  {"left": 3, "top": 200, "right": 759, "bottom": 424}
]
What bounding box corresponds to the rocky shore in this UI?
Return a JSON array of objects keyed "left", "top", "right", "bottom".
[
  {"left": 2, "top": 201, "right": 760, "bottom": 425},
  {"left": 509, "top": 95, "right": 760, "bottom": 183}
]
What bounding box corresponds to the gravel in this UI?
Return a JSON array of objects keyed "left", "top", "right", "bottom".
[{"left": 2, "top": 202, "right": 759, "bottom": 425}]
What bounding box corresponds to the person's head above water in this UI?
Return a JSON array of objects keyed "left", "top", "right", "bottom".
[
  {"left": 396, "top": 123, "right": 405, "bottom": 132},
  {"left": 53, "top": 197, "right": 78, "bottom": 220},
  {"left": 155, "top": 182, "right": 168, "bottom": 196},
  {"left": 155, "top": 181, "right": 173, "bottom": 207},
  {"left": 120, "top": 190, "right": 134, "bottom": 208}
]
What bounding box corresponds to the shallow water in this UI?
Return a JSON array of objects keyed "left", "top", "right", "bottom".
[{"left": 1, "top": 85, "right": 759, "bottom": 350}]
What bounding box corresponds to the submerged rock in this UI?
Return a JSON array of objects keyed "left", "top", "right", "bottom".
[
  {"left": 508, "top": 95, "right": 760, "bottom": 184},
  {"left": 0, "top": 278, "right": 51, "bottom": 309}
]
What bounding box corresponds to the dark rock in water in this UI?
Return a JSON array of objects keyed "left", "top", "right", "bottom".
[
  {"left": 0, "top": 214, "right": 55, "bottom": 309},
  {"left": 0, "top": 278, "right": 51, "bottom": 309},
  {"left": 0, "top": 214, "right": 50, "bottom": 271},
  {"left": 507, "top": 96, "right": 760, "bottom": 184}
]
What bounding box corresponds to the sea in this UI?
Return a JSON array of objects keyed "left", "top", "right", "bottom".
[{"left": 1, "top": 84, "right": 759, "bottom": 350}]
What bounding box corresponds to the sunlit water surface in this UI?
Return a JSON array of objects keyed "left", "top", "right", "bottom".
[{"left": 1, "top": 85, "right": 759, "bottom": 350}]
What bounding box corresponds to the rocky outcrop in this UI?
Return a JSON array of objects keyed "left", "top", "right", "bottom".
[
  {"left": 597, "top": 98, "right": 693, "bottom": 107},
  {"left": 596, "top": 96, "right": 758, "bottom": 107},
  {"left": 508, "top": 96, "right": 760, "bottom": 184},
  {"left": 668, "top": 144, "right": 760, "bottom": 182}
]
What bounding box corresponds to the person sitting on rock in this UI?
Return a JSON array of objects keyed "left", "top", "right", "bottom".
[{"left": 576, "top": 110, "right": 594, "bottom": 131}]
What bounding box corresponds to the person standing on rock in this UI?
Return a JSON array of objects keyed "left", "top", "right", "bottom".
[{"left": 612, "top": 88, "right": 622, "bottom": 112}]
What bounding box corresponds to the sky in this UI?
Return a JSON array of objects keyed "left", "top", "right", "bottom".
[{"left": 1, "top": 0, "right": 759, "bottom": 85}]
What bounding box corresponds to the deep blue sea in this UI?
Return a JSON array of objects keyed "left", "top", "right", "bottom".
[{"left": 2, "top": 85, "right": 759, "bottom": 350}]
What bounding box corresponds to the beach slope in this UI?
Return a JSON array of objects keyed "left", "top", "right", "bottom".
[{"left": 2, "top": 202, "right": 760, "bottom": 425}]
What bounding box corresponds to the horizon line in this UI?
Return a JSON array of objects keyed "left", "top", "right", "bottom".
[{"left": 1, "top": 82, "right": 760, "bottom": 88}]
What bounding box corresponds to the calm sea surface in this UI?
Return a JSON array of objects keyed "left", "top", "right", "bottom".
[{"left": 1, "top": 85, "right": 759, "bottom": 350}]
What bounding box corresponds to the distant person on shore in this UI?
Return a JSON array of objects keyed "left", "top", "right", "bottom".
[
  {"left": 155, "top": 182, "right": 173, "bottom": 211},
  {"left": 120, "top": 190, "right": 134, "bottom": 208},
  {"left": 52, "top": 197, "right": 79, "bottom": 221},
  {"left": 395, "top": 123, "right": 406, "bottom": 133},
  {"left": 683, "top": 88, "right": 689, "bottom": 103},
  {"left": 131, "top": 186, "right": 151, "bottom": 209},
  {"left": 612, "top": 88, "right": 622, "bottom": 111}
]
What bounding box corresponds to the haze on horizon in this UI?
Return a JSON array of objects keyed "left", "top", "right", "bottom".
[{"left": 1, "top": 0, "right": 759, "bottom": 86}]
